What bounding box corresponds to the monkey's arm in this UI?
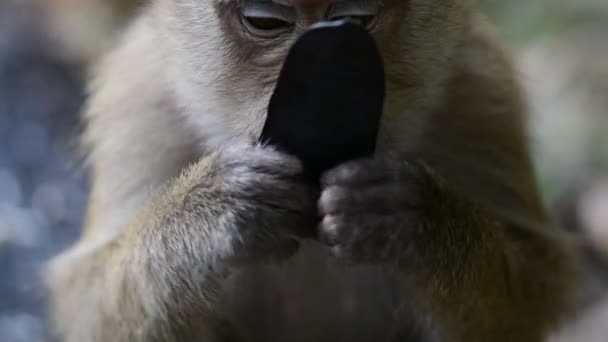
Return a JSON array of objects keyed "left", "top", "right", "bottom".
[
  {"left": 46, "top": 147, "right": 315, "bottom": 342},
  {"left": 318, "top": 159, "right": 576, "bottom": 342},
  {"left": 47, "top": 167, "right": 234, "bottom": 342}
]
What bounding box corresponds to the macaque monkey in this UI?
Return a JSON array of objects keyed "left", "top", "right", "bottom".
[{"left": 46, "top": 0, "right": 578, "bottom": 341}]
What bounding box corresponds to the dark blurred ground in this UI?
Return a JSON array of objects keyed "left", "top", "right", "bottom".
[{"left": 0, "top": 1, "right": 607, "bottom": 341}]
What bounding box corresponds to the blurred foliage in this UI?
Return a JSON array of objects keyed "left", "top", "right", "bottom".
[
  {"left": 481, "top": 0, "right": 608, "bottom": 45},
  {"left": 482, "top": 1, "right": 608, "bottom": 215}
]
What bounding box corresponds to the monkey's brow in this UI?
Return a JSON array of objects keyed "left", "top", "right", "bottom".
[
  {"left": 272, "top": 0, "right": 324, "bottom": 5},
  {"left": 231, "top": 0, "right": 368, "bottom": 7},
  {"left": 239, "top": 0, "right": 340, "bottom": 6}
]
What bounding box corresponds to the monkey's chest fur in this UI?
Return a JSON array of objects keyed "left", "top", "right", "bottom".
[{"left": 223, "top": 243, "right": 425, "bottom": 342}]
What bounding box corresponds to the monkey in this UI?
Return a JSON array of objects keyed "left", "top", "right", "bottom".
[{"left": 45, "top": 0, "right": 579, "bottom": 341}]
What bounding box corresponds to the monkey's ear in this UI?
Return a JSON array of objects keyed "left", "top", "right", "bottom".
[{"left": 260, "top": 20, "right": 385, "bottom": 179}]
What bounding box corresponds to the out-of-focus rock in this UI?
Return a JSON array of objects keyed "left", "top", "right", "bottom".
[
  {"left": 580, "top": 180, "right": 608, "bottom": 253},
  {"left": 0, "top": 313, "right": 45, "bottom": 342},
  {"left": 40, "top": 0, "right": 139, "bottom": 64},
  {"left": 0, "top": 169, "right": 22, "bottom": 206},
  {"left": 0, "top": 2, "right": 88, "bottom": 341},
  {"left": 519, "top": 26, "right": 608, "bottom": 203},
  {"left": 551, "top": 296, "right": 608, "bottom": 342}
]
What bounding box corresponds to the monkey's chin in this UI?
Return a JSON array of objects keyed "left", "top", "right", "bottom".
[
  {"left": 175, "top": 89, "right": 269, "bottom": 153},
  {"left": 196, "top": 124, "right": 262, "bottom": 153}
]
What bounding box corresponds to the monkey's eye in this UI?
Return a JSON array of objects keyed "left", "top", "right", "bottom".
[
  {"left": 327, "top": 1, "right": 379, "bottom": 30},
  {"left": 240, "top": 2, "right": 296, "bottom": 37}
]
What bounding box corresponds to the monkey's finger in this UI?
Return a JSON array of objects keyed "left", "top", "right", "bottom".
[
  {"left": 321, "top": 157, "right": 422, "bottom": 187},
  {"left": 318, "top": 213, "right": 394, "bottom": 245},
  {"left": 241, "top": 179, "right": 318, "bottom": 214},
  {"left": 320, "top": 158, "right": 392, "bottom": 186},
  {"left": 318, "top": 214, "right": 349, "bottom": 246},
  {"left": 318, "top": 183, "right": 421, "bottom": 216},
  {"left": 320, "top": 213, "right": 413, "bottom": 263}
]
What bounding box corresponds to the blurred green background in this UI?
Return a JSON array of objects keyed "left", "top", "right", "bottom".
[
  {"left": 483, "top": 0, "right": 608, "bottom": 247},
  {"left": 0, "top": 0, "right": 606, "bottom": 341}
]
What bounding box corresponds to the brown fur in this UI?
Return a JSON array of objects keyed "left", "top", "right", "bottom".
[{"left": 46, "top": 1, "right": 578, "bottom": 341}]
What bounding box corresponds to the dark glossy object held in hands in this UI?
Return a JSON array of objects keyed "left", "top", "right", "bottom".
[{"left": 260, "top": 21, "right": 385, "bottom": 179}]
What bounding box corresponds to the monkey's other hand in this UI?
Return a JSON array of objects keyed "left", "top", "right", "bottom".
[
  {"left": 188, "top": 144, "right": 318, "bottom": 263},
  {"left": 317, "top": 157, "right": 441, "bottom": 265}
]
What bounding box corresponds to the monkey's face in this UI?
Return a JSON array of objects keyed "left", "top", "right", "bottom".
[{"left": 156, "top": 0, "right": 473, "bottom": 150}]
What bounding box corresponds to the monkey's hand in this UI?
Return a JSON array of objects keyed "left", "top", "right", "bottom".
[
  {"left": 318, "top": 158, "right": 442, "bottom": 265},
  {"left": 318, "top": 157, "right": 575, "bottom": 342},
  {"left": 184, "top": 144, "right": 318, "bottom": 263},
  {"left": 317, "top": 158, "right": 442, "bottom": 264},
  {"left": 47, "top": 144, "right": 317, "bottom": 342}
]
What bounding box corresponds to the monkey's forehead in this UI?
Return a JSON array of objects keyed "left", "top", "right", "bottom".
[
  {"left": 221, "top": 0, "right": 395, "bottom": 6},
  {"left": 221, "top": 0, "right": 398, "bottom": 10},
  {"left": 223, "top": 0, "right": 337, "bottom": 6},
  {"left": 273, "top": 0, "right": 332, "bottom": 6}
]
